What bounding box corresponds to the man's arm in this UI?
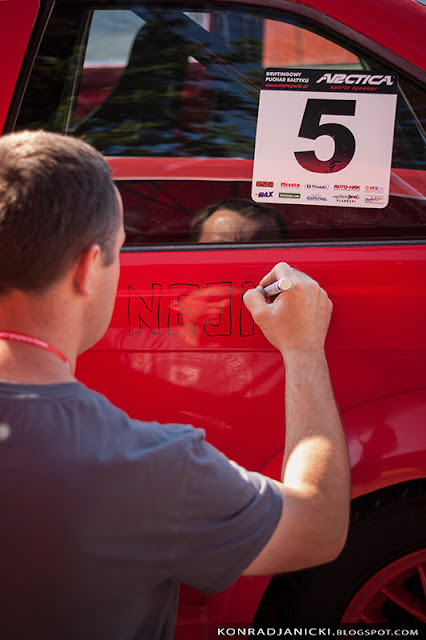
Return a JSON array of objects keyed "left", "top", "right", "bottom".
[{"left": 242, "top": 262, "right": 350, "bottom": 575}]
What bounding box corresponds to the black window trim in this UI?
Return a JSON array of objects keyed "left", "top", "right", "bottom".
[{"left": 121, "top": 238, "right": 426, "bottom": 253}]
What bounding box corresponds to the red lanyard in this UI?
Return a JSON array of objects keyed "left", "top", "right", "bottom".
[{"left": 0, "top": 331, "right": 71, "bottom": 372}]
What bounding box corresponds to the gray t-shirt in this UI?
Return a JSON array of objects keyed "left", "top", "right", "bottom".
[{"left": 0, "top": 381, "right": 282, "bottom": 640}]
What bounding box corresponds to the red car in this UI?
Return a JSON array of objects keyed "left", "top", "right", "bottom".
[{"left": 1, "top": 0, "right": 425, "bottom": 634}]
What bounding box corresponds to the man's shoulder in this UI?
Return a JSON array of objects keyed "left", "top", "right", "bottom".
[
  {"left": 0, "top": 378, "right": 202, "bottom": 464},
  {"left": 74, "top": 382, "right": 203, "bottom": 462}
]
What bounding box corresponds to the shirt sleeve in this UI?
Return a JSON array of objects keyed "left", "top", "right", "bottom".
[{"left": 172, "top": 428, "right": 283, "bottom": 593}]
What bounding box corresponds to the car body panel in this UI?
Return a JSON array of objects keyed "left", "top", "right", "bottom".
[
  {"left": 77, "top": 244, "right": 426, "bottom": 474},
  {"left": 1, "top": 0, "right": 426, "bottom": 634}
]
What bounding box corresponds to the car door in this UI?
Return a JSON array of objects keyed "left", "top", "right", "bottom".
[{"left": 9, "top": 0, "right": 426, "bottom": 633}]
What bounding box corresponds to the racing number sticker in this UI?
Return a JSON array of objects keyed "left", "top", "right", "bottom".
[
  {"left": 252, "top": 69, "right": 398, "bottom": 208},
  {"left": 295, "top": 98, "right": 356, "bottom": 173}
]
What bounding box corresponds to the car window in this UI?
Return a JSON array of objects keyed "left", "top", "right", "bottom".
[{"left": 15, "top": 2, "right": 426, "bottom": 245}]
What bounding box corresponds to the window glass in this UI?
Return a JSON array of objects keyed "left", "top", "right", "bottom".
[
  {"left": 74, "top": 8, "right": 264, "bottom": 157},
  {"left": 16, "top": 2, "right": 426, "bottom": 244}
]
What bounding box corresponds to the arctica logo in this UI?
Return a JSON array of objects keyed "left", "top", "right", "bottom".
[{"left": 317, "top": 73, "right": 394, "bottom": 86}]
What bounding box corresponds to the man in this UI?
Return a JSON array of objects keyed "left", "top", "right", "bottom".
[
  {"left": 191, "top": 198, "right": 288, "bottom": 243},
  {"left": 0, "top": 130, "right": 350, "bottom": 639}
]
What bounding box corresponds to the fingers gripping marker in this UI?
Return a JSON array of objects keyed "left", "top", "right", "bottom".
[{"left": 263, "top": 278, "right": 292, "bottom": 298}]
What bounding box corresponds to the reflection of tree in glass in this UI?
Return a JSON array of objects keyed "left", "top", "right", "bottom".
[
  {"left": 75, "top": 20, "right": 193, "bottom": 154},
  {"left": 17, "top": 6, "right": 265, "bottom": 159},
  {"left": 76, "top": 24, "right": 263, "bottom": 157}
]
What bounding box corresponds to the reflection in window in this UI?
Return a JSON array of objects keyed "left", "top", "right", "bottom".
[
  {"left": 17, "top": 4, "right": 363, "bottom": 159},
  {"left": 73, "top": 8, "right": 263, "bottom": 157},
  {"left": 74, "top": 10, "right": 362, "bottom": 157},
  {"left": 15, "top": 2, "right": 426, "bottom": 244}
]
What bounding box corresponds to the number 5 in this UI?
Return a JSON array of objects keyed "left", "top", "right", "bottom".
[{"left": 295, "top": 98, "right": 356, "bottom": 174}]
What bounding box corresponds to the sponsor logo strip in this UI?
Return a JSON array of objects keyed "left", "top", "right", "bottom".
[
  {"left": 256, "top": 191, "right": 274, "bottom": 198},
  {"left": 256, "top": 181, "right": 274, "bottom": 187},
  {"left": 279, "top": 192, "right": 300, "bottom": 199}
]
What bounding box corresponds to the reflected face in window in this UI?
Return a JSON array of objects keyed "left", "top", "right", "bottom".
[{"left": 197, "top": 207, "right": 275, "bottom": 242}]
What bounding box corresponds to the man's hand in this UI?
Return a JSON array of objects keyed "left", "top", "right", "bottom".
[
  {"left": 242, "top": 262, "right": 350, "bottom": 575},
  {"left": 243, "top": 262, "right": 332, "bottom": 357}
]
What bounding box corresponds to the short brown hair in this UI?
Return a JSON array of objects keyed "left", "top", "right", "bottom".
[
  {"left": 0, "top": 130, "right": 120, "bottom": 294},
  {"left": 191, "top": 199, "right": 288, "bottom": 242}
]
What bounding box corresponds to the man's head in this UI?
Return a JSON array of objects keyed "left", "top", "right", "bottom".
[
  {"left": 0, "top": 130, "right": 121, "bottom": 294},
  {"left": 191, "top": 199, "right": 288, "bottom": 243}
]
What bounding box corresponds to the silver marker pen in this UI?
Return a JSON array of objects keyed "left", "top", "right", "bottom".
[{"left": 263, "top": 277, "right": 291, "bottom": 297}]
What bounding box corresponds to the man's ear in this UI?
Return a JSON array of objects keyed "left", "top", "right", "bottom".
[{"left": 73, "top": 244, "right": 101, "bottom": 296}]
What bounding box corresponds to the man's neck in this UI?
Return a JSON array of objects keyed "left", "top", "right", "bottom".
[
  {"left": 0, "top": 289, "right": 77, "bottom": 384},
  {"left": 0, "top": 340, "right": 75, "bottom": 384}
]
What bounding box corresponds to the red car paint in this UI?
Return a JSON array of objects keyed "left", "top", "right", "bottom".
[{"left": 1, "top": 0, "right": 425, "bottom": 634}]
